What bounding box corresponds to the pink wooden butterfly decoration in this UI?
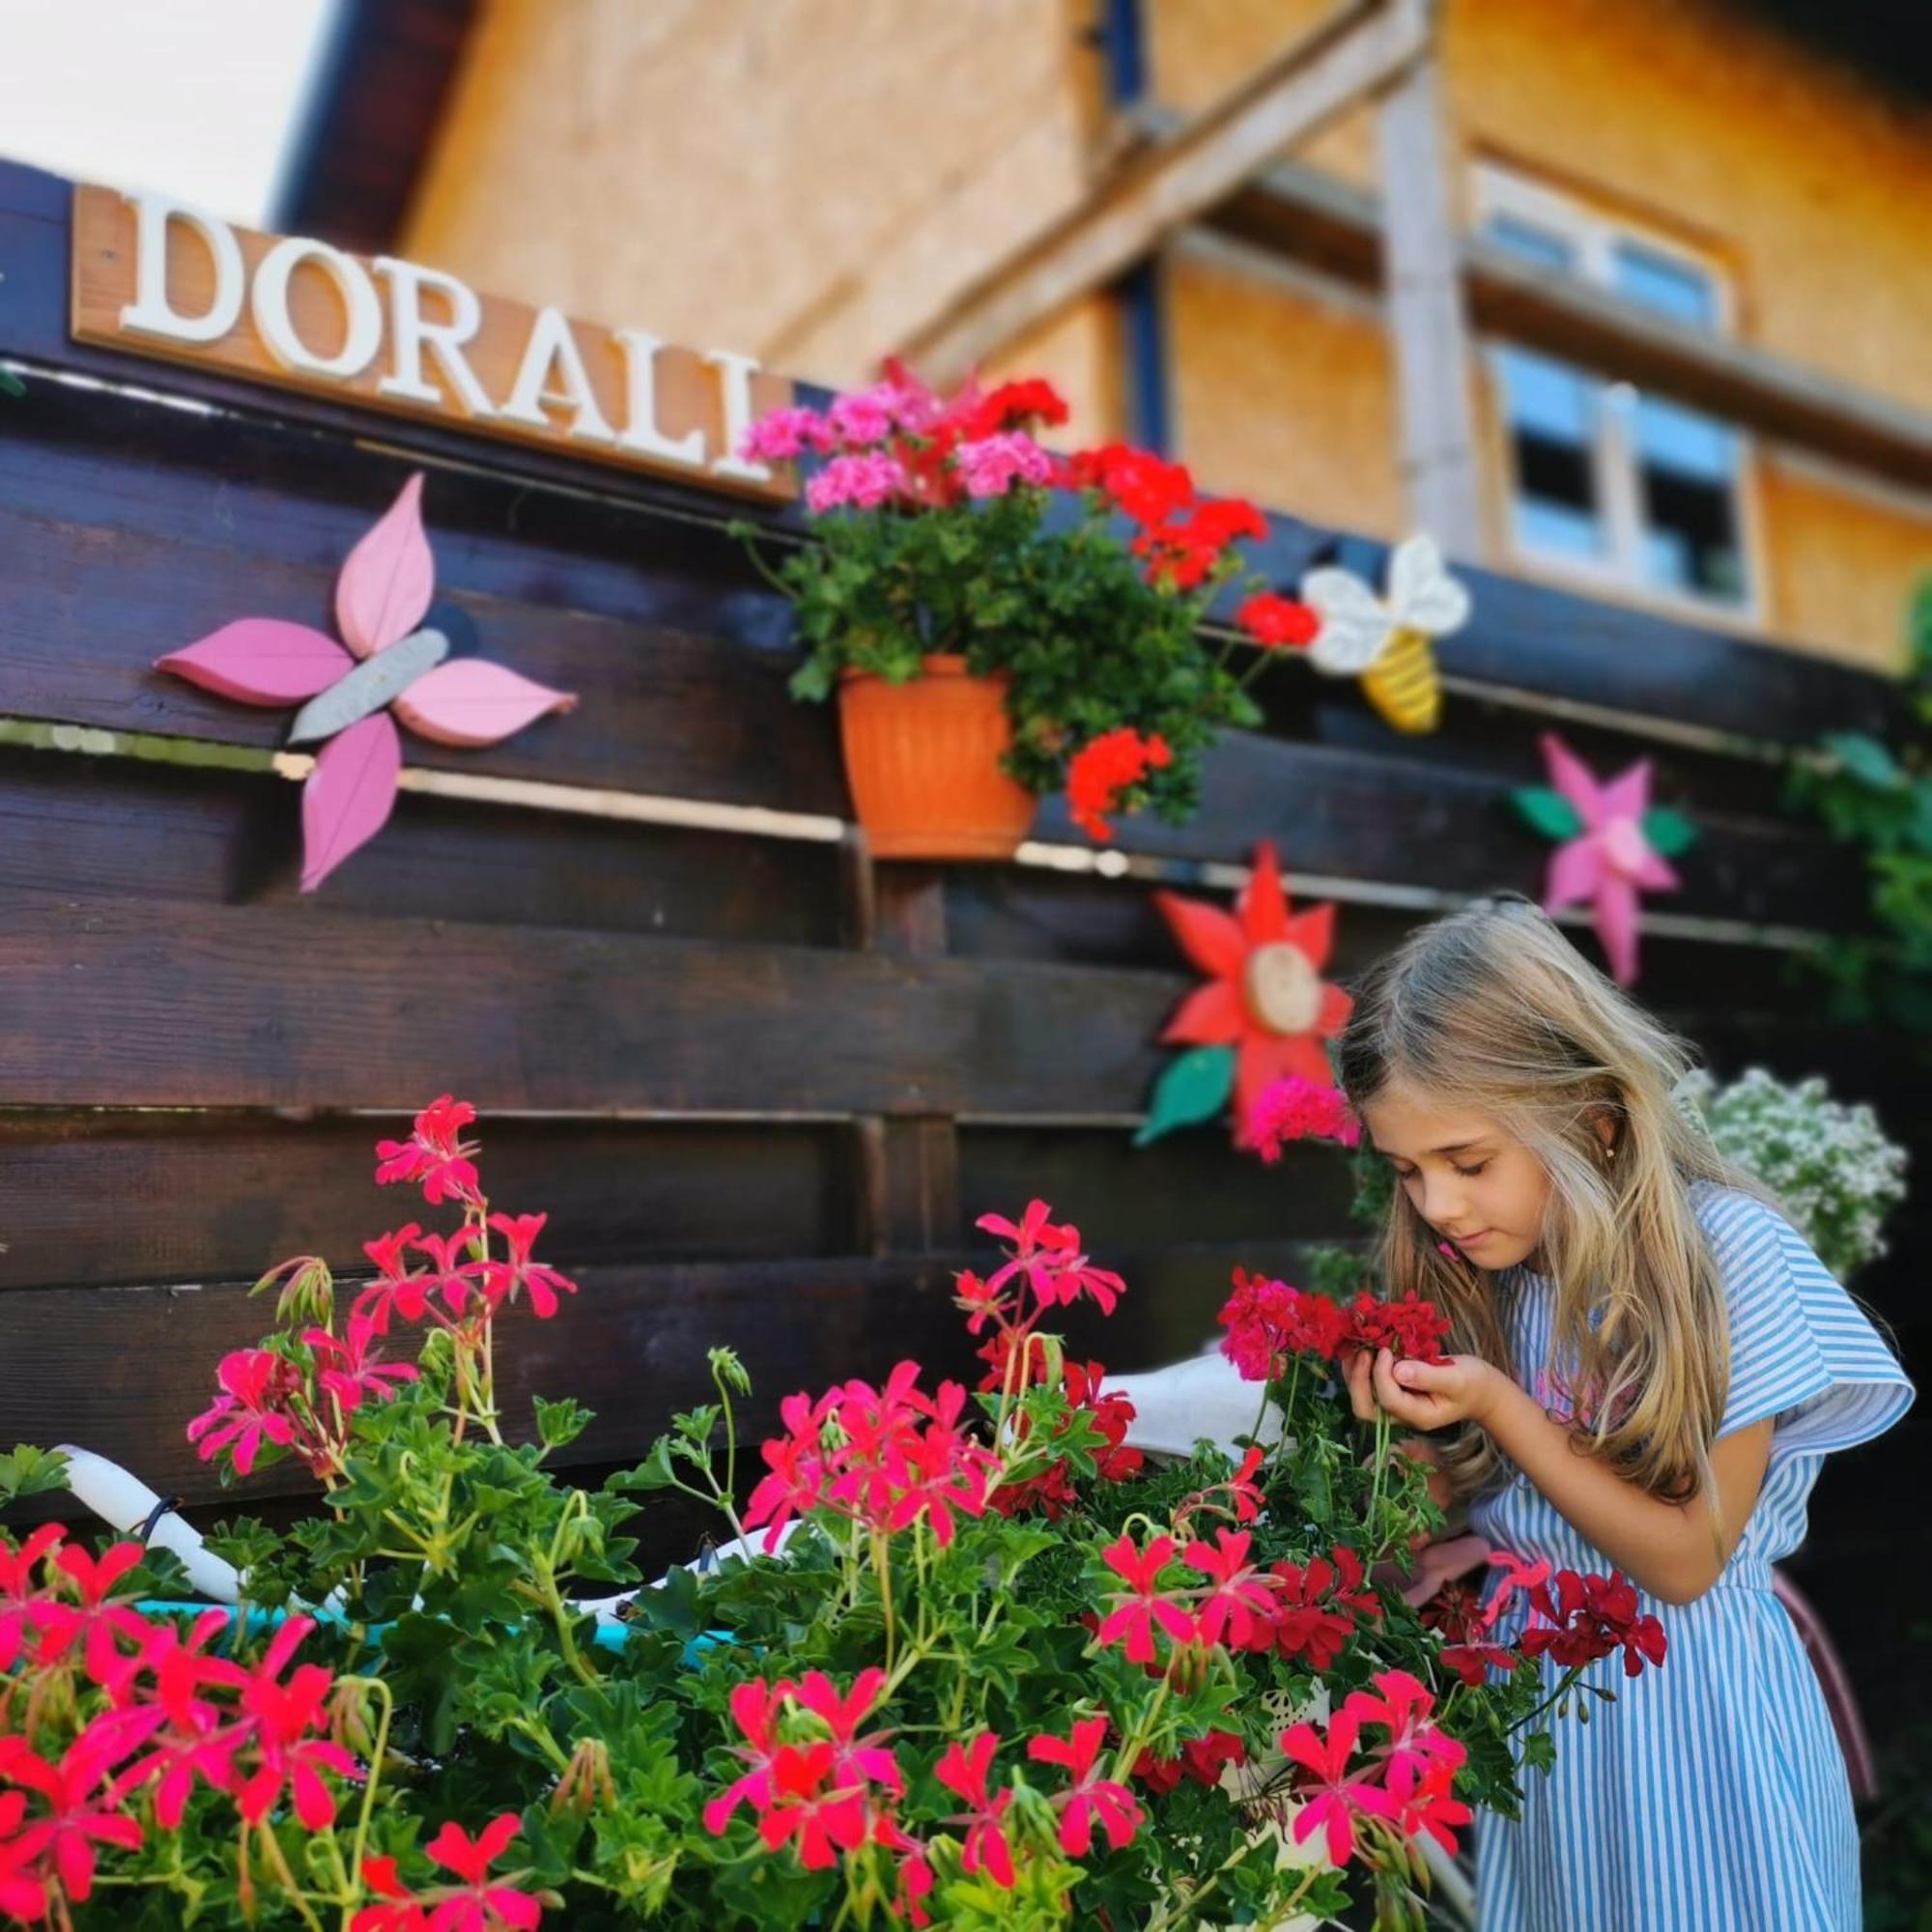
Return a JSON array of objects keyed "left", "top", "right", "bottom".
[{"left": 156, "top": 475, "right": 576, "bottom": 889}]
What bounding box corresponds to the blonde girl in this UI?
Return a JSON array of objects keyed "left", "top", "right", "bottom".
[{"left": 1335, "top": 895, "right": 1911, "bottom": 1930}]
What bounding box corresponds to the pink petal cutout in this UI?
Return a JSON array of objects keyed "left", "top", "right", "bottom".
[
  {"left": 156, "top": 620, "right": 352, "bottom": 705},
  {"left": 1538, "top": 731, "right": 1606, "bottom": 828},
  {"left": 1544, "top": 837, "right": 1605, "bottom": 914},
  {"left": 301, "top": 713, "right": 401, "bottom": 892},
  {"left": 391, "top": 659, "right": 578, "bottom": 748},
  {"left": 335, "top": 474, "right": 435, "bottom": 659},
  {"left": 1598, "top": 757, "right": 1653, "bottom": 823},
  {"left": 1593, "top": 872, "right": 1642, "bottom": 986}
]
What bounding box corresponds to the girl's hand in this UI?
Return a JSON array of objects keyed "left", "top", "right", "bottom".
[{"left": 1366, "top": 1349, "right": 1503, "bottom": 1433}]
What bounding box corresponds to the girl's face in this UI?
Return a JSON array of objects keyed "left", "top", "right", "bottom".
[{"left": 1360, "top": 1084, "right": 1552, "bottom": 1271}]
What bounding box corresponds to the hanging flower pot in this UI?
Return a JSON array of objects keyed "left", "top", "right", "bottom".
[
  {"left": 836, "top": 653, "right": 1037, "bottom": 860},
  {"left": 730, "top": 362, "right": 1327, "bottom": 858}
]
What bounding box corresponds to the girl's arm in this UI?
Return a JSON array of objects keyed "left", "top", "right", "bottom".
[{"left": 1346, "top": 1349, "right": 1774, "bottom": 1605}]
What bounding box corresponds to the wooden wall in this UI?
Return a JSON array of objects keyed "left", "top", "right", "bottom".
[{"left": 0, "top": 160, "right": 1921, "bottom": 1735}]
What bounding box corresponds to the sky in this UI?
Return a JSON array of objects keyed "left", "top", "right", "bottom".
[{"left": 0, "top": 0, "right": 341, "bottom": 226}]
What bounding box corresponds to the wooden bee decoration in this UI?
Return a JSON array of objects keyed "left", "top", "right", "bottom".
[{"left": 1298, "top": 535, "right": 1470, "bottom": 733}]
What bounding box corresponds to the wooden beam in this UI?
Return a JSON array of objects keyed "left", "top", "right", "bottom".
[
  {"left": 1373, "top": 0, "right": 1482, "bottom": 556},
  {"left": 896, "top": 0, "right": 1429, "bottom": 384},
  {"left": 1207, "top": 159, "right": 1932, "bottom": 492}
]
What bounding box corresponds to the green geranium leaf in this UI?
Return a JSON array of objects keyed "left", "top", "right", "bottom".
[
  {"left": 1133, "top": 1044, "right": 1236, "bottom": 1147},
  {"left": 0, "top": 1443, "right": 67, "bottom": 1502},
  {"left": 1641, "top": 807, "right": 1700, "bottom": 857},
  {"left": 1511, "top": 785, "right": 1585, "bottom": 840}
]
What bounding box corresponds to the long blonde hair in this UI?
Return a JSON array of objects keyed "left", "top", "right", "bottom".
[{"left": 1335, "top": 895, "right": 1762, "bottom": 1503}]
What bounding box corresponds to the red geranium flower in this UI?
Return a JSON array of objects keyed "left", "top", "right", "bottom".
[
  {"left": 1027, "top": 1716, "right": 1144, "bottom": 1858},
  {"left": 374, "top": 1094, "right": 481, "bottom": 1208}
]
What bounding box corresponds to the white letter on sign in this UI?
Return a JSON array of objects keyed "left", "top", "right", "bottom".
[
  {"left": 118, "top": 191, "right": 244, "bottom": 345},
  {"left": 251, "top": 236, "right": 384, "bottom": 381},
  {"left": 499, "top": 307, "right": 616, "bottom": 444},
  {"left": 705, "top": 347, "right": 773, "bottom": 484},
  {"left": 374, "top": 257, "right": 498, "bottom": 417},
  {"left": 611, "top": 329, "right": 705, "bottom": 468}
]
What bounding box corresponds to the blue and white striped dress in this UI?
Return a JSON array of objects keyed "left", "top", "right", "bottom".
[{"left": 1469, "top": 1182, "right": 1913, "bottom": 1931}]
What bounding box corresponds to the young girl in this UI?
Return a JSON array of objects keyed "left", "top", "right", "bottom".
[{"left": 1333, "top": 895, "right": 1912, "bottom": 1931}]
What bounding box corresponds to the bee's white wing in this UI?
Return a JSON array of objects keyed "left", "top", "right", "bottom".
[
  {"left": 1300, "top": 567, "right": 1392, "bottom": 674},
  {"left": 1386, "top": 535, "right": 1472, "bottom": 638}
]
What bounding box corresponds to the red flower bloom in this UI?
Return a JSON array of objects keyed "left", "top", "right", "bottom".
[
  {"left": 305, "top": 1318, "right": 419, "bottom": 1416},
  {"left": 1027, "top": 1716, "right": 1144, "bottom": 1858},
  {"left": 34, "top": 1541, "right": 151, "bottom": 1690},
  {"left": 954, "top": 377, "right": 1068, "bottom": 440},
  {"left": 789, "top": 1670, "right": 902, "bottom": 1800},
  {"left": 185, "top": 1349, "right": 302, "bottom": 1477},
  {"left": 0, "top": 1789, "right": 47, "bottom": 1923},
  {"left": 1094, "top": 1534, "right": 1200, "bottom": 1665},
  {"left": 0, "top": 1526, "right": 64, "bottom": 1674},
  {"left": 234, "top": 1617, "right": 359, "bottom": 1830},
  {"left": 1235, "top": 592, "right": 1321, "bottom": 650},
  {"left": 351, "top": 1225, "right": 433, "bottom": 1334},
  {"left": 1261, "top": 1547, "right": 1381, "bottom": 1671},
  {"left": 481, "top": 1212, "right": 578, "bottom": 1320},
  {"left": 101, "top": 1612, "right": 250, "bottom": 1828},
  {"left": 1154, "top": 843, "right": 1352, "bottom": 1125},
  {"left": 374, "top": 1094, "right": 481, "bottom": 1208},
  {"left": 1217, "top": 1269, "right": 1353, "bottom": 1380},
  {"left": 421, "top": 1813, "right": 543, "bottom": 1931},
  {"left": 1183, "top": 1529, "right": 1282, "bottom": 1650},
  {"left": 935, "top": 1732, "right": 1017, "bottom": 1888},
  {"left": 1344, "top": 1290, "right": 1453, "bottom": 1366},
  {"left": 0, "top": 1738, "right": 144, "bottom": 1906},
  {"left": 1277, "top": 1710, "right": 1398, "bottom": 1867},
  {"left": 1064, "top": 727, "right": 1172, "bottom": 842},
  {"left": 704, "top": 1678, "right": 791, "bottom": 1834},
  {"left": 1243, "top": 1074, "right": 1363, "bottom": 1159},
  {"left": 756, "top": 1743, "right": 870, "bottom": 1870}
]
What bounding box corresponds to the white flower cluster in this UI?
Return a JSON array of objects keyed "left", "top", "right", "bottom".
[{"left": 1677, "top": 1066, "right": 1909, "bottom": 1282}]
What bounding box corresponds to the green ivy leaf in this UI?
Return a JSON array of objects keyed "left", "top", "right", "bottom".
[
  {"left": 0, "top": 1444, "right": 67, "bottom": 1503},
  {"left": 1132, "top": 1044, "right": 1236, "bottom": 1147},
  {"left": 1511, "top": 786, "right": 1585, "bottom": 841},
  {"left": 1640, "top": 807, "right": 1700, "bottom": 857},
  {"left": 532, "top": 1396, "right": 591, "bottom": 1452}
]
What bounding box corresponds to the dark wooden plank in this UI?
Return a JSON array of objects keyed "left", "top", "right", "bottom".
[
  {"left": 0, "top": 889, "right": 1181, "bottom": 1115},
  {"left": 0, "top": 749, "right": 844, "bottom": 942},
  {"left": 1036, "top": 735, "right": 1868, "bottom": 931},
  {"left": 0, "top": 1240, "right": 1317, "bottom": 1509},
  {"left": 0, "top": 1113, "right": 857, "bottom": 1291}
]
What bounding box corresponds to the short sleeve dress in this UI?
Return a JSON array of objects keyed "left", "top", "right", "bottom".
[{"left": 1468, "top": 1182, "right": 1913, "bottom": 1931}]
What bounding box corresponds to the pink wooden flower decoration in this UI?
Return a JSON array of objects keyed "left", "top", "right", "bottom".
[
  {"left": 156, "top": 475, "right": 575, "bottom": 890},
  {"left": 1529, "top": 731, "right": 1682, "bottom": 986}
]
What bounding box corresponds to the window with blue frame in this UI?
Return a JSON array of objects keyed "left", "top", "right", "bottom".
[{"left": 1477, "top": 171, "right": 1751, "bottom": 611}]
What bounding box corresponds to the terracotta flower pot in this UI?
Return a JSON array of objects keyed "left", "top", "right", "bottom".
[{"left": 836, "top": 654, "right": 1037, "bottom": 861}]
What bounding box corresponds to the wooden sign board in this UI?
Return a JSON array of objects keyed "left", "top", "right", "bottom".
[{"left": 71, "top": 185, "right": 796, "bottom": 502}]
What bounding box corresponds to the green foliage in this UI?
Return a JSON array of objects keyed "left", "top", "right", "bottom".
[
  {"left": 1783, "top": 578, "right": 1932, "bottom": 1043},
  {"left": 0, "top": 1442, "right": 67, "bottom": 1503}
]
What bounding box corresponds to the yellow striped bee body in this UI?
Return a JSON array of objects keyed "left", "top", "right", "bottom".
[{"left": 1299, "top": 537, "right": 1468, "bottom": 736}]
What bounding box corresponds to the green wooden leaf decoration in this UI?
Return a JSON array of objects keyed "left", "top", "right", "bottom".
[
  {"left": 1133, "top": 1045, "right": 1236, "bottom": 1148},
  {"left": 1823, "top": 731, "right": 1903, "bottom": 791},
  {"left": 1641, "top": 807, "right": 1700, "bottom": 857},
  {"left": 0, "top": 368, "right": 23, "bottom": 400},
  {"left": 1511, "top": 786, "right": 1585, "bottom": 841}
]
